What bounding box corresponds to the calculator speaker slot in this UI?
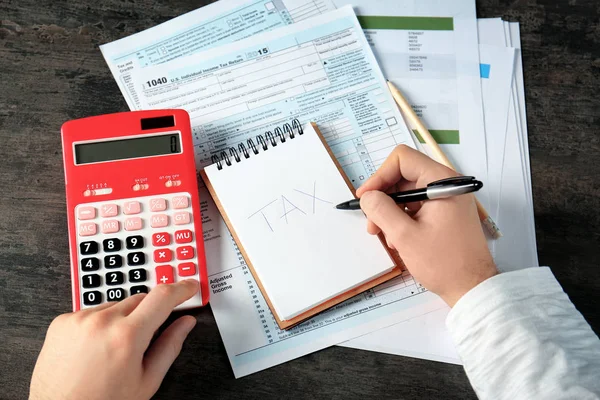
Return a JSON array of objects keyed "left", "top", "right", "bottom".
[{"left": 141, "top": 115, "right": 175, "bottom": 130}]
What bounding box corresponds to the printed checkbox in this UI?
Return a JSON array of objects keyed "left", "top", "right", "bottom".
[
  {"left": 386, "top": 117, "right": 398, "bottom": 126},
  {"left": 265, "top": 2, "right": 275, "bottom": 10}
]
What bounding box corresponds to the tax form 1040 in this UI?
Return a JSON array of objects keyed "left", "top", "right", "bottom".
[
  {"left": 136, "top": 5, "right": 414, "bottom": 176},
  {"left": 133, "top": 6, "right": 444, "bottom": 377},
  {"left": 100, "top": 0, "right": 337, "bottom": 110}
]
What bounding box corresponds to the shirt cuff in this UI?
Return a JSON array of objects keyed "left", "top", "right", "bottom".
[{"left": 446, "top": 267, "right": 562, "bottom": 335}]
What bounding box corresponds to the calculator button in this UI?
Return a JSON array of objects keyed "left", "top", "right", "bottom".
[
  {"left": 124, "top": 217, "right": 143, "bottom": 231},
  {"left": 127, "top": 252, "right": 145, "bottom": 266},
  {"left": 105, "top": 271, "right": 124, "bottom": 286},
  {"left": 130, "top": 285, "right": 149, "bottom": 295},
  {"left": 101, "top": 220, "right": 120, "bottom": 234},
  {"left": 173, "top": 212, "right": 191, "bottom": 225},
  {"left": 77, "top": 206, "right": 96, "bottom": 220},
  {"left": 155, "top": 265, "right": 174, "bottom": 284},
  {"left": 126, "top": 235, "right": 144, "bottom": 249},
  {"left": 151, "top": 214, "right": 169, "bottom": 228},
  {"left": 79, "top": 241, "right": 98, "bottom": 255},
  {"left": 106, "top": 288, "right": 126, "bottom": 302},
  {"left": 82, "top": 274, "right": 101, "bottom": 288},
  {"left": 129, "top": 268, "right": 147, "bottom": 283},
  {"left": 176, "top": 246, "right": 194, "bottom": 260},
  {"left": 152, "top": 232, "right": 171, "bottom": 246},
  {"left": 100, "top": 204, "right": 119, "bottom": 218},
  {"left": 78, "top": 222, "right": 97, "bottom": 237},
  {"left": 172, "top": 196, "right": 189, "bottom": 209},
  {"left": 123, "top": 201, "right": 141, "bottom": 215},
  {"left": 150, "top": 198, "right": 167, "bottom": 212},
  {"left": 175, "top": 230, "right": 193, "bottom": 244},
  {"left": 81, "top": 257, "right": 100, "bottom": 272},
  {"left": 178, "top": 262, "right": 196, "bottom": 277},
  {"left": 83, "top": 291, "right": 102, "bottom": 306},
  {"left": 154, "top": 249, "right": 172, "bottom": 263},
  {"left": 104, "top": 254, "right": 123, "bottom": 269},
  {"left": 103, "top": 238, "right": 122, "bottom": 252}
]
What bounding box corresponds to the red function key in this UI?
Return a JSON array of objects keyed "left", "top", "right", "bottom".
[
  {"left": 174, "top": 229, "right": 193, "bottom": 244},
  {"left": 176, "top": 246, "right": 194, "bottom": 260},
  {"left": 155, "top": 265, "right": 174, "bottom": 285},
  {"left": 100, "top": 203, "right": 119, "bottom": 218},
  {"left": 152, "top": 232, "right": 171, "bottom": 246},
  {"left": 178, "top": 262, "right": 196, "bottom": 277},
  {"left": 153, "top": 248, "right": 172, "bottom": 263}
]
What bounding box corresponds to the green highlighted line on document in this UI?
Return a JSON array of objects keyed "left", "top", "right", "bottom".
[
  {"left": 357, "top": 16, "right": 454, "bottom": 31},
  {"left": 413, "top": 130, "right": 460, "bottom": 144}
]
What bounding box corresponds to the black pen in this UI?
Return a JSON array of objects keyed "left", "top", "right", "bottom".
[{"left": 336, "top": 176, "right": 483, "bottom": 210}]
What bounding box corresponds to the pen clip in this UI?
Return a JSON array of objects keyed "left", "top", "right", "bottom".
[{"left": 427, "top": 176, "right": 476, "bottom": 188}]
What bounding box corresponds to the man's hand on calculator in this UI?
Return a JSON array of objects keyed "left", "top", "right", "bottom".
[{"left": 30, "top": 280, "right": 198, "bottom": 400}]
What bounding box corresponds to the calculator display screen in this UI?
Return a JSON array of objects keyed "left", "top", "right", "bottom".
[{"left": 74, "top": 133, "right": 181, "bottom": 164}]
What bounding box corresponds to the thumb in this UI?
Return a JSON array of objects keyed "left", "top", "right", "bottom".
[
  {"left": 360, "top": 190, "right": 417, "bottom": 245},
  {"left": 143, "top": 315, "right": 196, "bottom": 393}
]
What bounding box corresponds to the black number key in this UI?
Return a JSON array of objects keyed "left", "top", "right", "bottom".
[
  {"left": 130, "top": 285, "right": 148, "bottom": 295},
  {"left": 126, "top": 235, "right": 144, "bottom": 250},
  {"left": 103, "top": 238, "right": 121, "bottom": 252},
  {"left": 83, "top": 291, "right": 102, "bottom": 306},
  {"left": 82, "top": 274, "right": 101, "bottom": 288},
  {"left": 107, "top": 288, "right": 126, "bottom": 301},
  {"left": 104, "top": 254, "right": 123, "bottom": 269},
  {"left": 105, "top": 271, "right": 124, "bottom": 286},
  {"left": 80, "top": 241, "right": 98, "bottom": 255},
  {"left": 127, "top": 252, "right": 145, "bottom": 266},
  {"left": 81, "top": 257, "right": 99, "bottom": 272},
  {"left": 129, "top": 268, "right": 147, "bottom": 283}
]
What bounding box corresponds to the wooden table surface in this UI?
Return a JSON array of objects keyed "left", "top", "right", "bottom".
[{"left": 1, "top": 0, "right": 598, "bottom": 398}]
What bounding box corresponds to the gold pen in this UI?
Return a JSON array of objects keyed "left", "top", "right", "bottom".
[{"left": 386, "top": 80, "right": 502, "bottom": 239}]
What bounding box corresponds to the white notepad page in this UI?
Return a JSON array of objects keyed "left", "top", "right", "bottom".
[{"left": 203, "top": 124, "right": 395, "bottom": 321}]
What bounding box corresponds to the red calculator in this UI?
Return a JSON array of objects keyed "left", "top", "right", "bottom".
[{"left": 61, "top": 109, "right": 209, "bottom": 311}]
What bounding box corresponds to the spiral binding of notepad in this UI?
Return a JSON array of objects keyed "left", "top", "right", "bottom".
[{"left": 211, "top": 119, "right": 304, "bottom": 170}]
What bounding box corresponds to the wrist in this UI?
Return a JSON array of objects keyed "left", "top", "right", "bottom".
[{"left": 441, "top": 263, "right": 499, "bottom": 307}]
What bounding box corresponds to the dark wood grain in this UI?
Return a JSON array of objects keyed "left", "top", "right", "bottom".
[{"left": 0, "top": 0, "right": 598, "bottom": 398}]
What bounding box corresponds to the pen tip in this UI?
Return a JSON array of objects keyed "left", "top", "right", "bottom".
[{"left": 335, "top": 202, "right": 347, "bottom": 210}]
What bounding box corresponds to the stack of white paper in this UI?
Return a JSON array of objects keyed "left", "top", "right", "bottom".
[{"left": 341, "top": 18, "right": 539, "bottom": 365}]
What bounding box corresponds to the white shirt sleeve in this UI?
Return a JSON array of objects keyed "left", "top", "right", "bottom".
[{"left": 446, "top": 267, "right": 600, "bottom": 400}]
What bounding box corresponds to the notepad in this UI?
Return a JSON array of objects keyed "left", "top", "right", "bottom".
[{"left": 201, "top": 122, "right": 401, "bottom": 329}]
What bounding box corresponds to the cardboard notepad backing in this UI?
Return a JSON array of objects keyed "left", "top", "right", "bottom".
[{"left": 201, "top": 122, "right": 402, "bottom": 329}]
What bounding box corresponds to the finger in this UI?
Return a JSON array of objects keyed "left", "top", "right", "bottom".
[
  {"left": 403, "top": 201, "right": 422, "bottom": 214},
  {"left": 78, "top": 301, "right": 119, "bottom": 315},
  {"left": 389, "top": 180, "right": 416, "bottom": 194},
  {"left": 360, "top": 190, "right": 417, "bottom": 245},
  {"left": 129, "top": 280, "right": 198, "bottom": 336},
  {"left": 143, "top": 316, "right": 197, "bottom": 392},
  {"left": 366, "top": 220, "right": 381, "bottom": 235},
  {"left": 385, "top": 235, "right": 396, "bottom": 250},
  {"left": 356, "top": 145, "right": 454, "bottom": 197},
  {"left": 104, "top": 293, "right": 148, "bottom": 316},
  {"left": 379, "top": 179, "right": 423, "bottom": 214},
  {"left": 367, "top": 203, "right": 420, "bottom": 234}
]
